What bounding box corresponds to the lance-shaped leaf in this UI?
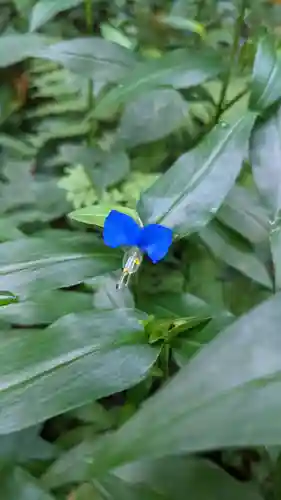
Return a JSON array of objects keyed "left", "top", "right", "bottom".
[
  {"left": 73, "top": 292, "right": 281, "bottom": 472},
  {"left": 94, "top": 48, "right": 223, "bottom": 119},
  {"left": 37, "top": 38, "right": 137, "bottom": 82},
  {"left": 0, "top": 309, "right": 158, "bottom": 434},
  {"left": 250, "top": 102, "right": 281, "bottom": 221},
  {"left": 30, "top": 0, "right": 84, "bottom": 32},
  {"left": 137, "top": 113, "right": 256, "bottom": 236},
  {"left": 250, "top": 36, "right": 281, "bottom": 112},
  {"left": 0, "top": 231, "right": 120, "bottom": 298}
]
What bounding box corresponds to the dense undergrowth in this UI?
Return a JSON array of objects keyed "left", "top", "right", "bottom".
[{"left": 1, "top": 0, "right": 281, "bottom": 498}]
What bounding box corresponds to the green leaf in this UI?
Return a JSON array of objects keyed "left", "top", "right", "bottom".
[
  {"left": 94, "top": 48, "right": 223, "bottom": 119},
  {"left": 0, "top": 426, "right": 56, "bottom": 463},
  {"left": 0, "top": 309, "right": 158, "bottom": 434},
  {"left": 30, "top": 0, "right": 84, "bottom": 32},
  {"left": 0, "top": 34, "right": 47, "bottom": 68},
  {"left": 0, "top": 290, "right": 92, "bottom": 325},
  {"left": 118, "top": 89, "right": 188, "bottom": 147},
  {"left": 250, "top": 36, "right": 281, "bottom": 111},
  {"left": 38, "top": 38, "right": 137, "bottom": 82},
  {"left": 158, "top": 15, "right": 206, "bottom": 37},
  {"left": 137, "top": 113, "right": 256, "bottom": 236},
  {"left": 1, "top": 467, "right": 54, "bottom": 500},
  {"left": 69, "top": 204, "right": 141, "bottom": 227},
  {"left": 138, "top": 292, "right": 213, "bottom": 320},
  {"left": 45, "top": 446, "right": 261, "bottom": 500},
  {"left": 0, "top": 232, "right": 120, "bottom": 298},
  {"left": 60, "top": 145, "right": 130, "bottom": 191},
  {"left": 0, "top": 292, "right": 18, "bottom": 307},
  {"left": 0, "top": 219, "right": 23, "bottom": 242},
  {"left": 173, "top": 312, "right": 234, "bottom": 367},
  {"left": 250, "top": 103, "right": 281, "bottom": 221},
  {"left": 217, "top": 186, "right": 269, "bottom": 245},
  {"left": 200, "top": 222, "right": 272, "bottom": 289},
  {"left": 92, "top": 274, "right": 135, "bottom": 310},
  {"left": 116, "top": 457, "right": 262, "bottom": 500},
  {"left": 75, "top": 292, "right": 281, "bottom": 470}
]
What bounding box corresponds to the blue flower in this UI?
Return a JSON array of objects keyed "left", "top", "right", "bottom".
[{"left": 103, "top": 210, "right": 173, "bottom": 264}]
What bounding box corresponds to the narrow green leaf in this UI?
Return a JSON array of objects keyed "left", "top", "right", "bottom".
[
  {"left": 37, "top": 38, "right": 137, "bottom": 82},
  {"left": 0, "top": 292, "right": 18, "bottom": 307},
  {"left": 217, "top": 186, "right": 269, "bottom": 244},
  {"left": 250, "top": 103, "right": 281, "bottom": 221},
  {"left": 0, "top": 34, "right": 47, "bottom": 68},
  {"left": 137, "top": 113, "right": 256, "bottom": 236},
  {"left": 94, "top": 48, "right": 223, "bottom": 119},
  {"left": 0, "top": 232, "right": 120, "bottom": 298},
  {"left": 76, "top": 292, "right": 281, "bottom": 470},
  {"left": 158, "top": 15, "right": 206, "bottom": 37},
  {"left": 0, "top": 290, "right": 92, "bottom": 325},
  {"left": 0, "top": 309, "right": 158, "bottom": 434},
  {"left": 69, "top": 204, "right": 141, "bottom": 227},
  {"left": 118, "top": 89, "right": 188, "bottom": 147},
  {"left": 30, "top": 0, "right": 83, "bottom": 32},
  {"left": 250, "top": 36, "right": 281, "bottom": 111},
  {"left": 200, "top": 222, "right": 272, "bottom": 289}
]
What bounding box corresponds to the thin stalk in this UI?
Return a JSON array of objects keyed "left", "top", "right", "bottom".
[
  {"left": 214, "top": 0, "right": 247, "bottom": 123},
  {"left": 84, "top": 0, "right": 94, "bottom": 144}
]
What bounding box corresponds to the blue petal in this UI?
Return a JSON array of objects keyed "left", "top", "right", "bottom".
[
  {"left": 139, "top": 224, "right": 173, "bottom": 263},
  {"left": 103, "top": 210, "right": 141, "bottom": 248}
]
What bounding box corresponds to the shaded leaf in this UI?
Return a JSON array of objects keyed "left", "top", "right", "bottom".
[
  {"left": 138, "top": 292, "right": 212, "bottom": 320},
  {"left": 0, "top": 34, "right": 47, "bottom": 68},
  {"left": 116, "top": 456, "right": 262, "bottom": 500},
  {"left": 137, "top": 113, "right": 256, "bottom": 236},
  {"left": 118, "top": 89, "right": 188, "bottom": 147},
  {"left": 0, "top": 290, "right": 92, "bottom": 325},
  {"left": 0, "top": 232, "right": 120, "bottom": 298},
  {"left": 200, "top": 222, "right": 272, "bottom": 289},
  {"left": 217, "top": 186, "right": 269, "bottom": 244},
  {"left": 0, "top": 309, "right": 158, "bottom": 434},
  {"left": 250, "top": 36, "right": 281, "bottom": 111},
  {"left": 38, "top": 38, "right": 137, "bottom": 82},
  {"left": 30, "top": 0, "right": 84, "bottom": 32},
  {"left": 94, "top": 48, "right": 223, "bottom": 119},
  {"left": 1, "top": 467, "right": 54, "bottom": 499},
  {"left": 250, "top": 103, "right": 281, "bottom": 221},
  {"left": 60, "top": 144, "right": 130, "bottom": 191},
  {"left": 0, "top": 426, "right": 56, "bottom": 463},
  {"left": 92, "top": 274, "right": 135, "bottom": 310}
]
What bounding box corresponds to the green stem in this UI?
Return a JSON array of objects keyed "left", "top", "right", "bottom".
[
  {"left": 162, "top": 342, "right": 170, "bottom": 381},
  {"left": 84, "top": 0, "right": 94, "bottom": 144},
  {"left": 214, "top": 0, "right": 247, "bottom": 123}
]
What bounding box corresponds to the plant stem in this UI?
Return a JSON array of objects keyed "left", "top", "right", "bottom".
[
  {"left": 84, "top": 0, "right": 94, "bottom": 144},
  {"left": 214, "top": 0, "right": 247, "bottom": 123}
]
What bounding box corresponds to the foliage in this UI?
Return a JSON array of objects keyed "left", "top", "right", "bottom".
[{"left": 1, "top": 0, "right": 281, "bottom": 498}]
